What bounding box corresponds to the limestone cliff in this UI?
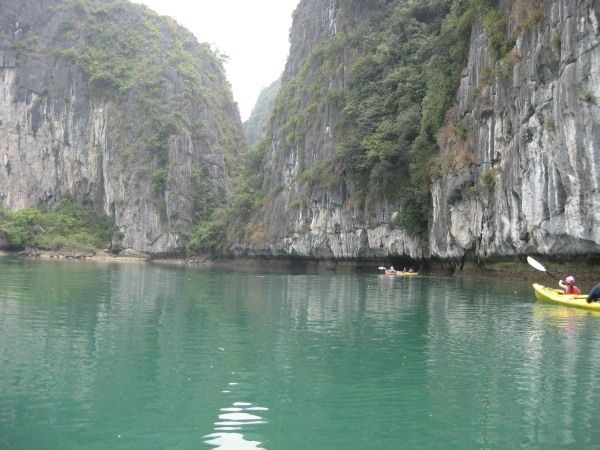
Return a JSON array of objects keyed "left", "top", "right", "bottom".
[
  {"left": 243, "top": 78, "right": 281, "bottom": 147},
  {"left": 0, "top": 0, "right": 244, "bottom": 255},
  {"left": 432, "top": 0, "right": 600, "bottom": 259},
  {"left": 231, "top": 0, "right": 453, "bottom": 260},
  {"left": 234, "top": 0, "right": 600, "bottom": 263}
]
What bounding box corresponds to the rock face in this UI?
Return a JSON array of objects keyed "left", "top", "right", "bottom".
[
  {"left": 236, "top": 0, "right": 600, "bottom": 262},
  {"left": 0, "top": 0, "right": 244, "bottom": 255},
  {"left": 431, "top": 0, "right": 600, "bottom": 259},
  {"left": 233, "top": 0, "right": 428, "bottom": 260},
  {"left": 243, "top": 78, "right": 281, "bottom": 147},
  {"left": 3, "top": 0, "right": 598, "bottom": 262}
]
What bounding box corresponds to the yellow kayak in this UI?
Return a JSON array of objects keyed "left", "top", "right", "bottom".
[
  {"left": 532, "top": 283, "right": 600, "bottom": 311},
  {"left": 397, "top": 272, "right": 419, "bottom": 276}
]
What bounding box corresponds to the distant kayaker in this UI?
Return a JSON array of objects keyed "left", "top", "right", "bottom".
[
  {"left": 387, "top": 266, "right": 396, "bottom": 274},
  {"left": 559, "top": 276, "right": 582, "bottom": 295},
  {"left": 587, "top": 283, "right": 600, "bottom": 303}
]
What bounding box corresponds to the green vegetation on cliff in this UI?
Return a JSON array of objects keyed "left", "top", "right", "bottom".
[
  {"left": 55, "top": 0, "right": 241, "bottom": 168},
  {"left": 188, "top": 143, "right": 266, "bottom": 256},
  {"left": 0, "top": 198, "right": 116, "bottom": 252},
  {"left": 57, "top": 0, "right": 227, "bottom": 98},
  {"left": 336, "top": 0, "right": 502, "bottom": 236}
]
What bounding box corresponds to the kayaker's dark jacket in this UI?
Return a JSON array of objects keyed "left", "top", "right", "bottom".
[{"left": 588, "top": 284, "right": 600, "bottom": 302}]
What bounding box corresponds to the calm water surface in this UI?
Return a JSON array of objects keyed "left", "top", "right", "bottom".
[{"left": 1, "top": 258, "right": 600, "bottom": 449}]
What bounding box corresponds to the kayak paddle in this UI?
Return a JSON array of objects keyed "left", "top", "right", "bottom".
[{"left": 526, "top": 256, "right": 558, "bottom": 280}]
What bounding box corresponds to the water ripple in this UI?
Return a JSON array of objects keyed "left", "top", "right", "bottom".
[{"left": 204, "top": 400, "right": 268, "bottom": 450}]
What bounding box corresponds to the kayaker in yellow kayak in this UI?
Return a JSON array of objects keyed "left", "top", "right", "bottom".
[{"left": 558, "top": 276, "right": 582, "bottom": 295}]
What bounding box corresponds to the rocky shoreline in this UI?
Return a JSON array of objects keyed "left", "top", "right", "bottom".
[
  {"left": 0, "top": 249, "right": 150, "bottom": 264},
  {"left": 1, "top": 248, "right": 597, "bottom": 283}
]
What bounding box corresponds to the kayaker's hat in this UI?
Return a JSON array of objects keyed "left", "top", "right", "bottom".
[{"left": 566, "top": 275, "right": 575, "bottom": 284}]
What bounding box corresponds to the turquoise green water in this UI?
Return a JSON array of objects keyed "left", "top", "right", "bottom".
[{"left": 1, "top": 258, "right": 600, "bottom": 449}]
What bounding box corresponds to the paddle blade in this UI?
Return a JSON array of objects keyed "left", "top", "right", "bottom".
[{"left": 527, "top": 256, "right": 547, "bottom": 272}]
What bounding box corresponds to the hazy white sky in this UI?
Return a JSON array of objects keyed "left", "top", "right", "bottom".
[{"left": 132, "top": 0, "right": 299, "bottom": 121}]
